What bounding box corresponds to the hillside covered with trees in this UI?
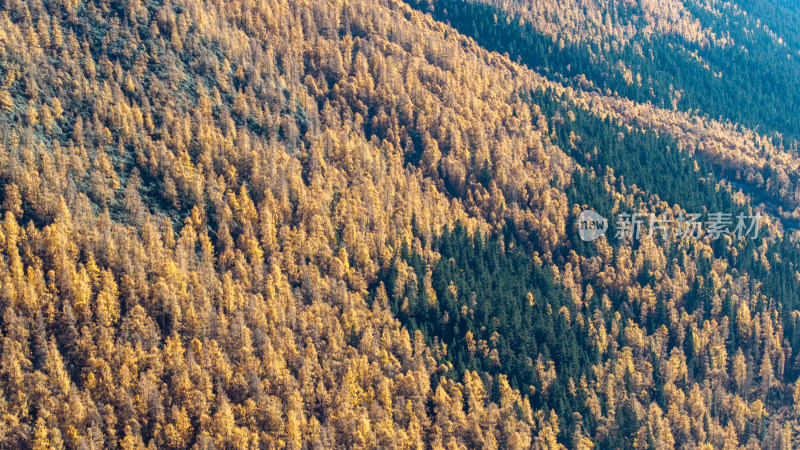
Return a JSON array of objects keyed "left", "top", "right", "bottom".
[{"left": 0, "top": 0, "right": 799, "bottom": 448}]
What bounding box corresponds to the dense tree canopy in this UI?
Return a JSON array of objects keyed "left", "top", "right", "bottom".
[{"left": 0, "top": 0, "right": 799, "bottom": 447}]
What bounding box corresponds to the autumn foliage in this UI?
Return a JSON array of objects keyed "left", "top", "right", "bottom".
[{"left": 0, "top": 0, "right": 798, "bottom": 448}]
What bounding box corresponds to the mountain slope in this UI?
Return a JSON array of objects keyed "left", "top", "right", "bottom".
[
  {"left": 412, "top": 0, "right": 800, "bottom": 212},
  {"left": 0, "top": 0, "right": 576, "bottom": 446},
  {"left": 0, "top": 0, "right": 799, "bottom": 448}
]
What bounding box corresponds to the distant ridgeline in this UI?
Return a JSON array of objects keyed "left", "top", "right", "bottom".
[{"left": 408, "top": 0, "right": 800, "bottom": 144}]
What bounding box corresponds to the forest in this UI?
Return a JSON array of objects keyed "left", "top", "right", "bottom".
[{"left": 0, "top": 0, "right": 799, "bottom": 448}]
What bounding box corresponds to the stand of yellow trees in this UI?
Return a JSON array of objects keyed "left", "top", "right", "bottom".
[{"left": 0, "top": 0, "right": 796, "bottom": 448}]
